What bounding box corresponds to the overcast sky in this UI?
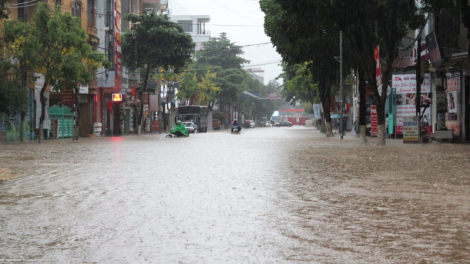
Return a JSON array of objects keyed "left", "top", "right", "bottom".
[{"left": 169, "top": 0, "right": 283, "bottom": 85}]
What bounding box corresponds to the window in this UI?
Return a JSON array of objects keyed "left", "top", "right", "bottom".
[
  {"left": 87, "top": 0, "right": 94, "bottom": 22},
  {"left": 177, "top": 20, "right": 192, "bottom": 33},
  {"left": 72, "top": 2, "right": 81, "bottom": 18},
  {"left": 55, "top": 0, "right": 61, "bottom": 7}
]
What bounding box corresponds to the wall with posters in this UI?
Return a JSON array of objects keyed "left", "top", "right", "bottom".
[{"left": 392, "top": 73, "right": 432, "bottom": 134}]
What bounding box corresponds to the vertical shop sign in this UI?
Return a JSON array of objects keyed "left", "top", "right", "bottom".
[
  {"left": 114, "top": 0, "right": 122, "bottom": 89},
  {"left": 446, "top": 77, "right": 460, "bottom": 135},
  {"left": 143, "top": 92, "right": 149, "bottom": 115},
  {"left": 371, "top": 105, "right": 378, "bottom": 136},
  {"left": 313, "top": 104, "right": 321, "bottom": 120},
  {"left": 403, "top": 116, "right": 419, "bottom": 143}
]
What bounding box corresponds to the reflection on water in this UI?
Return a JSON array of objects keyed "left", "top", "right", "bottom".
[{"left": 1, "top": 128, "right": 469, "bottom": 263}]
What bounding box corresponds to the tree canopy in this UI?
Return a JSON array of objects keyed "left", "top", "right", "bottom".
[{"left": 122, "top": 13, "right": 194, "bottom": 132}]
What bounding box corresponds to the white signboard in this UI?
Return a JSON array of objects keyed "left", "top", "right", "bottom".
[
  {"left": 313, "top": 104, "right": 321, "bottom": 120},
  {"left": 392, "top": 74, "right": 431, "bottom": 94},
  {"left": 392, "top": 74, "right": 432, "bottom": 134}
]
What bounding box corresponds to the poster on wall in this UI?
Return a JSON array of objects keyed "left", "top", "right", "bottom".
[
  {"left": 392, "top": 74, "right": 432, "bottom": 134},
  {"left": 447, "top": 91, "right": 457, "bottom": 113},
  {"left": 446, "top": 77, "right": 460, "bottom": 135}
]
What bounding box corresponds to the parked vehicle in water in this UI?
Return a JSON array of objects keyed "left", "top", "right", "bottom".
[
  {"left": 182, "top": 121, "right": 197, "bottom": 133},
  {"left": 245, "top": 120, "right": 255, "bottom": 128},
  {"left": 212, "top": 119, "right": 221, "bottom": 130},
  {"left": 177, "top": 106, "right": 208, "bottom": 133},
  {"left": 275, "top": 121, "right": 293, "bottom": 127}
]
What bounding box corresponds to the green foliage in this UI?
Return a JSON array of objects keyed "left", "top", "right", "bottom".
[
  {"left": 1, "top": 20, "right": 36, "bottom": 116},
  {"left": 122, "top": 13, "right": 194, "bottom": 74},
  {"left": 0, "top": 77, "right": 28, "bottom": 116},
  {"left": 0, "top": 0, "right": 11, "bottom": 20},
  {"left": 212, "top": 110, "right": 225, "bottom": 122},
  {"left": 122, "top": 12, "right": 194, "bottom": 127},
  {"left": 194, "top": 33, "right": 249, "bottom": 73}
]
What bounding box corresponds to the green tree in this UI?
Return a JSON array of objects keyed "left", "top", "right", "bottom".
[
  {"left": 197, "top": 69, "right": 220, "bottom": 108},
  {"left": 122, "top": 13, "right": 194, "bottom": 134},
  {"left": 25, "top": 3, "right": 109, "bottom": 143},
  {"left": 2, "top": 20, "right": 37, "bottom": 141},
  {"left": 194, "top": 33, "right": 248, "bottom": 73},
  {"left": 261, "top": 0, "right": 342, "bottom": 136},
  {"left": 194, "top": 33, "right": 248, "bottom": 114}
]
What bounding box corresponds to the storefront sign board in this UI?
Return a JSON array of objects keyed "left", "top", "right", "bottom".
[
  {"left": 371, "top": 105, "right": 378, "bottom": 136},
  {"left": 403, "top": 116, "right": 419, "bottom": 143}
]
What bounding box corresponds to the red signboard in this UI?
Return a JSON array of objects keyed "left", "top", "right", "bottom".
[
  {"left": 60, "top": 88, "right": 74, "bottom": 105},
  {"left": 371, "top": 105, "right": 378, "bottom": 136},
  {"left": 268, "top": 93, "right": 278, "bottom": 100},
  {"left": 152, "top": 120, "right": 160, "bottom": 132},
  {"left": 112, "top": 93, "right": 122, "bottom": 101}
]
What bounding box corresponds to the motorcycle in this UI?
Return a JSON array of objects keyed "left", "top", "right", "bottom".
[
  {"left": 166, "top": 123, "right": 189, "bottom": 138},
  {"left": 231, "top": 125, "right": 241, "bottom": 133}
]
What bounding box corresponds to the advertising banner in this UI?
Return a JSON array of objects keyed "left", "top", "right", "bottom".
[
  {"left": 374, "top": 45, "right": 382, "bottom": 87},
  {"left": 371, "top": 105, "right": 378, "bottom": 136},
  {"left": 392, "top": 74, "right": 432, "bottom": 134},
  {"left": 425, "top": 31, "right": 442, "bottom": 68},
  {"left": 313, "top": 104, "right": 321, "bottom": 120},
  {"left": 403, "top": 116, "right": 419, "bottom": 143},
  {"left": 446, "top": 77, "right": 460, "bottom": 135}
]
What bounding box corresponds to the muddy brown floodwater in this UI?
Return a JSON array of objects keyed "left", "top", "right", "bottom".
[{"left": 1, "top": 127, "right": 469, "bottom": 263}]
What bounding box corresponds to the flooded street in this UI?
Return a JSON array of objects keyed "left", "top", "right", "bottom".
[{"left": 1, "top": 127, "right": 470, "bottom": 263}]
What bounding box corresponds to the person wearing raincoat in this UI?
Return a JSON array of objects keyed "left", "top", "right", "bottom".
[{"left": 169, "top": 120, "right": 189, "bottom": 137}]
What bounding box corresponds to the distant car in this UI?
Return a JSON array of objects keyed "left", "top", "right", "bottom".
[
  {"left": 275, "top": 121, "right": 293, "bottom": 127},
  {"left": 213, "top": 119, "right": 221, "bottom": 130},
  {"left": 245, "top": 120, "right": 255, "bottom": 128},
  {"left": 182, "top": 122, "right": 197, "bottom": 133}
]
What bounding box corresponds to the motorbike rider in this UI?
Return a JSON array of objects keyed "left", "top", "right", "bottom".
[
  {"left": 232, "top": 120, "right": 241, "bottom": 133},
  {"left": 169, "top": 120, "right": 189, "bottom": 137}
]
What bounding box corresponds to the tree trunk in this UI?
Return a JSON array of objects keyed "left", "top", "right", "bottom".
[
  {"left": 377, "top": 124, "right": 386, "bottom": 146},
  {"left": 38, "top": 78, "right": 49, "bottom": 143},
  {"left": 20, "top": 111, "right": 26, "bottom": 142},
  {"left": 137, "top": 64, "right": 151, "bottom": 136},
  {"left": 319, "top": 76, "right": 333, "bottom": 137},
  {"left": 360, "top": 125, "right": 367, "bottom": 143},
  {"left": 73, "top": 90, "right": 80, "bottom": 141},
  {"left": 358, "top": 69, "right": 367, "bottom": 142}
]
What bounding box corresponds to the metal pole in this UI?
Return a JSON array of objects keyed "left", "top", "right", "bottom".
[{"left": 340, "top": 31, "right": 343, "bottom": 140}]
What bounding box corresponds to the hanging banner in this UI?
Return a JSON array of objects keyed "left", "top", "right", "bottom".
[
  {"left": 371, "top": 105, "right": 378, "bottom": 136},
  {"left": 446, "top": 77, "right": 460, "bottom": 135},
  {"left": 425, "top": 31, "right": 442, "bottom": 68},
  {"left": 374, "top": 45, "right": 382, "bottom": 88}
]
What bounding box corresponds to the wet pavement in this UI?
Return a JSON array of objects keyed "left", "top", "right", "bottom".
[{"left": 1, "top": 127, "right": 469, "bottom": 263}]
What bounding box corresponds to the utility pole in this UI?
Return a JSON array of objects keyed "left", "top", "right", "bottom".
[
  {"left": 416, "top": 31, "right": 422, "bottom": 143},
  {"left": 339, "top": 31, "right": 343, "bottom": 140}
]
